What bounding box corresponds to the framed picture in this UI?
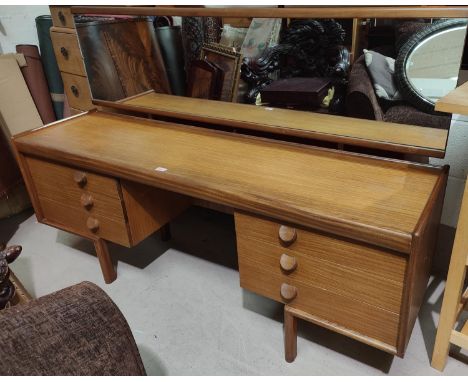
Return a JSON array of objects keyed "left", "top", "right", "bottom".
[
  {"left": 187, "top": 59, "right": 224, "bottom": 100},
  {"left": 200, "top": 43, "right": 242, "bottom": 102}
]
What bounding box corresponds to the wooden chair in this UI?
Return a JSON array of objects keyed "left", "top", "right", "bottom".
[{"left": 431, "top": 179, "right": 468, "bottom": 371}]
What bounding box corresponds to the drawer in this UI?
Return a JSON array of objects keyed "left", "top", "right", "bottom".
[
  {"left": 240, "top": 261, "right": 400, "bottom": 347},
  {"left": 235, "top": 212, "right": 407, "bottom": 348},
  {"left": 235, "top": 212, "right": 407, "bottom": 284},
  {"left": 50, "top": 6, "right": 75, "bottom": 29},
  {"left": 25, "top": 157, "right": 130, "bottom": 246},
  {"left": 62, "top": 73, "right": 94, "bottom": 111},
  {"left": 51, "top": 29, "right": 86, "bottom": 76},
  {"left": 237, "top": 236, "right": 404, "bottom": 313}
]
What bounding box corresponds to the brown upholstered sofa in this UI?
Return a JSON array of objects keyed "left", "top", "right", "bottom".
[
  {"left": 0, "top": 282, "right": 146, "bottom": 376},
  {"left": 346, "top": 53, "right": 451, "bottom": 130},
  {"left": 345, "top": 20, "right": 452, "bottom": 131}
]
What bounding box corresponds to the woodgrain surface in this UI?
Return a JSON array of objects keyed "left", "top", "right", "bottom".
[
  {"left": 13, "top": 111, "right": 444, "bottom": 253},
  {"left": 239, "top": 260, "right": 400, "bottom": 348},
  {"left": 77, "top": 20, "right": 171, "bottom": 100},
  {"left": 97, "top": 92, "right": 449, "bottom": 157},
  {"left": 235, "top": 212, "right": 408, "bottom": 284},
  {"left": 62, "top": 73, "right": 94, "bottom": 111},
  {"left": 50, "top": 28, "right": 86, "bottom": 76},
  {"left": 285, "top": 305, "right": 397, "bottom": 355},
  {"left": 121, "top": 180, "right": 191, "bottom": 245},
  {"left": 72, "top": 6, "right": 468, "bottom": 18},
  {"left": 237, "top": 235, "right": 404, "bottom": 313},
  {"left": 50, "top": 6, "right": 75, "bottom": 29},
  {"left": 435, "top": 81, "right": 468, "bottom": 115},
  {"left": 26, "top": 156, "right": 130, "bottom": 246},
  {"left": 432, "top": 175, "right": 468, "bottom": 370}
]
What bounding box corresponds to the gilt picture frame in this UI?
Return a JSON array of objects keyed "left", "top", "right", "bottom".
[{"left": 200, "top": 43, "right": 242, "bottom": 102}]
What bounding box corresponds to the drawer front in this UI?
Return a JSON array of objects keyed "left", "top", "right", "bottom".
[
  {"left": 26, "top": 157, "right": 130, "bottom": 246},
  {"left": 240, "top": 261, "right": 400, "bottom": 347},
  {"left": 51, "top": 30, "right": 86, "bottom": 76},
  {"left": 235, "top": 212, "right": 407, "bottom": 284},
  {"left": 235, "top": 212, "right": 406, "bottom": 348},
  {"left": 50, "top": 6, "right": 75, "bottom": 29},
  {"left": 62, "top": 73, "right": 94, "bottom": 111},
  {"left": 238, "top": 236, "right": 404, "bottom": 313}
]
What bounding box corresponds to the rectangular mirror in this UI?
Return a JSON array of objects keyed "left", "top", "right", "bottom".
[{"left": 59, "top": 7, "right": 468, "bottom": 159}]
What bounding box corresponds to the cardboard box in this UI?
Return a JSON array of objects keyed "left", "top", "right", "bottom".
[{"left": 0, "top": 57, "right": 42, "bottom": 140}]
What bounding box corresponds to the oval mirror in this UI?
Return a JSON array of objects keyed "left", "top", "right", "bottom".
[{"left": 395, "top": 19, "right": 468, "bottom": 113}]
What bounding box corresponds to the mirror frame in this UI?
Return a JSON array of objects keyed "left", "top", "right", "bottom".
[{"left": 395, "top": 18, "right": 468, "bottom": 114}]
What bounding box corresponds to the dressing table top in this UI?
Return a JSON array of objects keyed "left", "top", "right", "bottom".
[{"left": 14, "top": 111, "right": 446, "bottom": 253}]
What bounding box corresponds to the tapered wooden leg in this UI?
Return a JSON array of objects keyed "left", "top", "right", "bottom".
[
  {"left": 160, "top": 223, "right": 171, "bottom": 242},
  {"left": 93, "top": 238, "right": 116, "bottom": 284},
  {"left": 284, "top": 305, "right": 297, "bottom": 363},
  {"left": 431, "top": 252, "right": 467, "bottom": 371},
  {"left": 431, "top": 179, "right": 468, "bottom": 371}
]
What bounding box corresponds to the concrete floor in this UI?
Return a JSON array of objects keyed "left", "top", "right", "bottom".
[{"left": 2, "top": 206, "right": 467, "bottom": 375}]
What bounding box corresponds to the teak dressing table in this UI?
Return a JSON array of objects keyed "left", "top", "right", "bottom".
[
  {"left": 27, "top": 5, "right": 467, "bottom": 363},
  {"left": 13, "top": 110, "right": 447, "bottom": 361}
]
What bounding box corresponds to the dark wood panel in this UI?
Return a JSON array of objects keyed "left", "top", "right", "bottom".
[{"left": 77, "top": 19, "right": 170, "bottom": 101}]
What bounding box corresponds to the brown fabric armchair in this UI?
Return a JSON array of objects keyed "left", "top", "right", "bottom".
[
  {"left": 346, "top": 54, "right": 451, "bottom": 130},
  {"left": 0, "top": 282, "right": 146, "bottom": 376}
]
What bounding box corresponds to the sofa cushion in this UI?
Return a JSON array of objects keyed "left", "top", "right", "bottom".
[
  {"left": 394, "top": 21, "right": 428, "bottom": 54},
  {"left": 363, "top": 49, "right": 403, "bottom": 102},
  {"left": 384, "top": 104, "right": 451, "bottom": 130}
]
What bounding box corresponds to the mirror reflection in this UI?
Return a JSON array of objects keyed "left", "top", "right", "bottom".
[
  {"left": 397, "top": 19, "right": 467, "bottom": 113},
  {"left": 71, "top": 15, "right": 468, "bottom": 134}
]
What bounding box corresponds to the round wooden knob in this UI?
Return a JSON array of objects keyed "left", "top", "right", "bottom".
[
  {"left": 58, "top": 11, "right": 66, "bottom": 24},
  {"left": 73, "top": 171, "right": 87, "bottom": 187},
  {"left": 280, "top": 253, "right": 297, "bottom": 273},
  {"left": 86, "top": 217, "right": 99, "bottom": 233},
  {"left": 71, "top": 85, "right": 79, "bottom": 97},
  {"left": 280, "top": 283, "right": 297, "bottom": 301},
  {"left": 60, "top": 47, "right": 69, "bottom": 58},
  {"left": 279, "top": 225, "right": 297, "bottom": 246},
  {"left": 80, "top": 193, "right": 94, "bottom": 209}
]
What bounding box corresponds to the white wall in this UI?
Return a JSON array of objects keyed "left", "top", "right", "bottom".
[
  {"left": 0, "top": 5, "right": 50, "bottom": 54},
  {"left": 430, "top": 114, "right": 468, "bottom": 227},
  {"left": 0, "top": 5, "right": 466, "bottom": 228}
]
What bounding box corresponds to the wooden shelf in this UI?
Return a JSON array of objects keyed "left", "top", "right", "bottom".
[
  {"left": 435, "top": 81, "right": 468, "bottom": 115},
  {"left": 71, "top": 6, "right": 468, "bottom": 19},
  {"left": 94, "top": 91, "right": 449, "bottom": 158}
]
